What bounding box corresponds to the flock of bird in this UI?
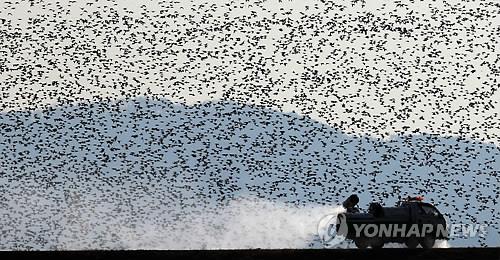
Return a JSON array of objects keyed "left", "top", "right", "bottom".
[{"left": 0, "top": 0, "right": 499, "bottom": 249}]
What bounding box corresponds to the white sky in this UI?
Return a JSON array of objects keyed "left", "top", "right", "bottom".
[{"left": 1, "top": 0, "right": 499, "bottom": 145}]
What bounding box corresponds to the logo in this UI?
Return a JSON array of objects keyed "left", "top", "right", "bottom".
[
  {"left": 317, "top": 212, "right": 488, "bottom": 248},
  {"left": 317, "top": 213, "right": 348, "bottom": 247}
]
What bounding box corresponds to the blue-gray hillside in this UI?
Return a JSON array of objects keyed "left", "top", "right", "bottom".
[{"left": 0, "top": 98, "right": 498, "bottom": 248}]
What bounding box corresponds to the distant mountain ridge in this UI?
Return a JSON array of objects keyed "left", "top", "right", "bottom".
[{"left": 0, "top": 97, "right": 498, "bottom": 249}]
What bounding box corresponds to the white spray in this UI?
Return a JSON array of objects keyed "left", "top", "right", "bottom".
[
  {"left": 32, "top": 195, "right": 344, "bottom": 250},
  {"left": 108, "top": 198, "right": 345, "bottom": 249}
]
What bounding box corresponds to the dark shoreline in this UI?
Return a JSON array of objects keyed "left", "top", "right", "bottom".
[{"left": 1, "top": 248, "right": 499, "bottom": 260}]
